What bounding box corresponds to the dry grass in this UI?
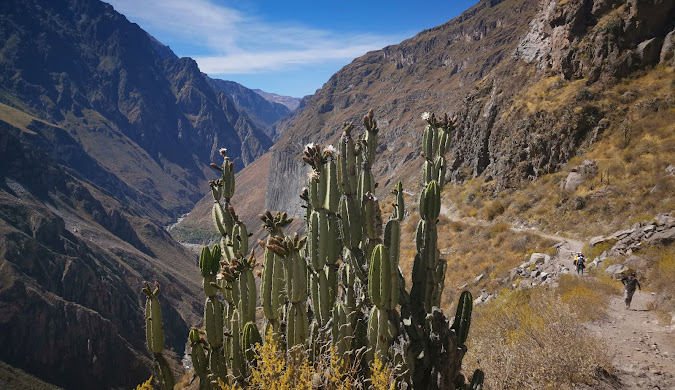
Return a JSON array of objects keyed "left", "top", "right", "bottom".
[
  {"left": 465, "top": 288, "right": 611, "bottom": 389},
  {"left": 444, "top": 66, "right": 675, "bottom": 239},
  {"left": 556, "top": 274, "right": 620, "bottom": 321},
  {"left": 644, "top": 242, "right": 675, "bottom": 324},
  {"left": 398, "top": 211, "right": 556, "bottom": 309}
]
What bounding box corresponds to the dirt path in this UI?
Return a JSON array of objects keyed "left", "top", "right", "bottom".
[
  {"left": 440, "top": 202, "right": 675, "bottom": 389},
  {"left": 583, "top": 289, "right": 675, "bottom": 389}
]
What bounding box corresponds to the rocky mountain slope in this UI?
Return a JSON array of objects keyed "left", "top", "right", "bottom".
[
  {"left": 207, "top": 78, "right": 292, "bottom": 140},
  {"left": 253, "top": 89, "right": 302, "bottom": 111},
  {"left": 262, "top": 0, "right": 674, "bottom": 218},
  {"left": 0, "top": 0, "right": 281, "bottom": 388}
]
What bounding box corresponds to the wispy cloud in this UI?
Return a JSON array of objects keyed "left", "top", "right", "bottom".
[{"left": 106, "top": 0, "right": 401, "bottom": 74}]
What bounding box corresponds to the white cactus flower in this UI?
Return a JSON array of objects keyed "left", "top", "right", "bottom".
[
  {"left": 417, "top": 350, "right": 425, "bottom": 359},
  {"left": 305, "top": 143, "right": 316, "bottom": 150},
  {"left": 219, "top": 148, "right": 227, "bottom": 155},
  {"left": 421, "top": 112, "right": 430, "bottom": 120},
  {"left": 307, "top": 170, "right": 320, "bottom": 181},
  {"left": 323, "top": 145, "right": 337, "bottom": 155},
  {"left": 216, "top": 273, "right": 223, "bottom": 281},
  {"left": 403, "top": 317, "right": 412, "bottom": 326}
]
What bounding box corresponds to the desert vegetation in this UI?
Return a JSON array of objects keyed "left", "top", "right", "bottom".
[
  {"left": 142, "top": 111, "right": 483, "bottom": 389},
  {"left": 444, "top": 66, "right": 675, "bottom": 238}
]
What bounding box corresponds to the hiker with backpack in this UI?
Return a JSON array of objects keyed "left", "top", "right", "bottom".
[
  {"left": 621, "top": 272, "right": 641, "bottom": 309},
  {"left": 573, "top": 252, "right": 586, "bottom": 275}
]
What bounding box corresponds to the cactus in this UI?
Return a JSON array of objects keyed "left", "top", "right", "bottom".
[
  {"left": 142, "top": 282, "right": 174, "bottom": 390},
  {"left": 177, "top": 110, "right": 480, "bottom": 389},
  {"left": 469, "top": 369, "right": 485, "bottom": 390},
  {"left": 451, "top": 291, "right": 473, "bottom": 346},
  {"left": 242, "top": 322, "right": 262, "bottom": 362}
]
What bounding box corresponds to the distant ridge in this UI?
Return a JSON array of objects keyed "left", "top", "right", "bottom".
[{"left": 253, "top": 89, "right": 301, "bottom": 111}]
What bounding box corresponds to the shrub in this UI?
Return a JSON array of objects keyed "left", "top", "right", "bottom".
[
  {"left": 484, "top": 200, "right": 505, "bottom": 220},
  {"left": 575, "top": 88, "right": 595, "bottom": 102},
  {"left": 465, "top": 288, "right": 610, "bottom": 389}
]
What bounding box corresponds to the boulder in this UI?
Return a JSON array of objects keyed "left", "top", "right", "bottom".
[
  {"left": 656, "top": 213, "right": 675, "bottom": 229},
  {"left": 530, "top": 253, "right": 547, "bottom": 266},
  {"left": 474, "top": 273, "right": 485, "bottom": 285},
  {"left": 636, "top": 37, "right": 663, "bottom": 66},
  {"left": 561, "top": 171, "right": 584, "bottom": 191},
  {"left": 660, "top": 29, "right": 675, "bottom": 66},
  {"left": 647, "top": 227, "right": 675, "bottom": 245},
  {"left": 605, "top": 264, "right": 629, "bottom": 280},
  {"left": 590, "top": 235, "right": 607, "bottom": 247},
  {"left": 666, "top": 165, "right": 675, "bottom": 177}
]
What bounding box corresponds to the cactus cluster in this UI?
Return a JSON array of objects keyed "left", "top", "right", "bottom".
[{"left": 146, "top": 111, "right": 483, "bottom": 389}]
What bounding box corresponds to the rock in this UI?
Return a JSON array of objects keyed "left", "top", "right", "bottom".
[
  {"left": 519, "top": 261, "right": 530, "bottom": 269},
  {"left": 540, "top": 272, "right": 549, "bottom": 281},
  {"left": 605, "top": 264, "right": 629, "bottom": 279},
  {"left": 531, "top": 270, "right": 541, "bottom": 278},
  {"left": 588, "top": 258, "right": 603, "bottom": 269},
  {"left": 589, "top": 235, "right": 607, "bottom": 247},
  {"left": 544, "top": 255, "right": 551, "bottom": 264},
  {"left": 636, "top": 37, "right": 663, "bottom": 66},
  {"left": 518, "top": 279, "right": 532, "bottom": 289},
  {"left": 647, "top": 227, "right": 675, "bottom": 245},
  {"left": 473, "top": 274, "right": 485, "bottom": 285},
  {"left": 530, "top": 253, "right": 547, "bottom": 266},
  {"left": 612, "top": 228, "right": 635, "bottom": 240},
  {"left": 656, "top": 213, "right": 675, "bottom": 229},
  {"left": 561, "top": 171, "right": 584, "bottom": 191},
  {"left": 660, "top": 29, "right": 675, "bottom": 66}
]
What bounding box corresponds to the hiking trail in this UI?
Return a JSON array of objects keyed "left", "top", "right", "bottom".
[{"left": 439, "top": 203, "right": 675, "bottom": 389}]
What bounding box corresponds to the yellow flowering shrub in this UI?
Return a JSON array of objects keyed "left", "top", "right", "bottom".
[{"left": 134, "top": 377, "right": 153, "bottom": 390}]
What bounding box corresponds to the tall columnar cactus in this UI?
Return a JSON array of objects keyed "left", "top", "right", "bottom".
[
  {"left": 181, "top": 110, "right": 479, "bottom": 389},
  {"left": 259, "top": 211, "right": 292, "bottom": 338},
  {"left": 262, "top": 234, "right": 309, "bottom": 349},
  {"left": 142, "top": 282, "right": 175, "bottom": 390}
]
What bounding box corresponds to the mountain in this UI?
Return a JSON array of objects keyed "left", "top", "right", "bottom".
[
  {"left": 262, "top": 0, "right": 675, "bottom": 219},
  {"left": 253, "top": 89, "right": 302, "bottom": 111},
  {"left": 207, "top": 78, "right": 292, "bottom": 140},
  {"left": 0, "top": 0, "right": 278, "bottom": 388}
]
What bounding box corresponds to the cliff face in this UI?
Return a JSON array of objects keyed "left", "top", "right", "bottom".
[
  {"left": 0, "top": 0, "right": 279, "bottom": 388},
  {"left": 265, "top": 0, "right": 675, "bottom": 215},
  {"left": 208, "top": 78, "right": 292, "bottom": 140},
  {"left": 0, "top": 0, "right": 273, "bottom": 215},
  {"left": 0, "top": 118, "right": 203, "bottom": 389}
]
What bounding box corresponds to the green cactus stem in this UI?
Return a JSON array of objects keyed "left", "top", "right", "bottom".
[
  {"left": 452, "top": 290, "right": 473, "bottom": 346},
  {"left": 470, "top": 369, "right": 485, "bottom": 390},
  {"left": 153, "top": 354, "right": 175, "bottom": 390},
  {"left": 142, "top": 282, "right": 165, "bottom": 355},
  {"left": 242, "top": 322, "right": 263, "bottom": 362}
]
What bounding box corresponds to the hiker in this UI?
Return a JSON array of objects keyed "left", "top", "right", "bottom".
[
  {"left": 574, "top": 252, "right": 586, "bottom": 275},
  {"left": 621, "top": 272, "right": 641, "bottom": 309}
]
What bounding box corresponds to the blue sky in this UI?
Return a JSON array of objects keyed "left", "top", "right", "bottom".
[{"left": 106, "top": 0, "right": 478, "bottom": 98}]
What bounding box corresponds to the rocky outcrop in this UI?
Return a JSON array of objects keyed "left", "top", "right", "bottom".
[
  {"left": 560, "top": 159, "right": 598, "bottom": 191},
  {"left": 208, "top": 78, "right": 292, "bottom": 140},
  {"left": 516, "top": 0, "right": 675, "bottom": 83},
  {"left": 590, "top": 213, "right": 675, "bottom": 256},
  {"left": 264, "top": 149, "right": 309, "bottom": 219}
]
